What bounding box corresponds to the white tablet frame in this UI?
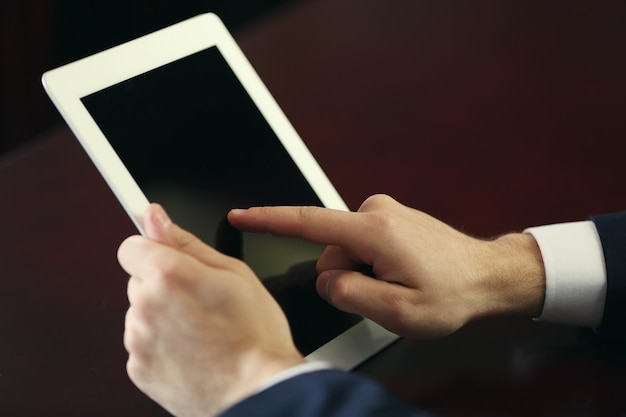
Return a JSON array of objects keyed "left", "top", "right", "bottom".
[{"left": 42, "top": 13, "right": 397, "bottom": 370}]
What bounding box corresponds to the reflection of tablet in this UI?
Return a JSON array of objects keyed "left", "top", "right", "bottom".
[{"left": 43, "top": 13, "right": 397, "bottom": 369}]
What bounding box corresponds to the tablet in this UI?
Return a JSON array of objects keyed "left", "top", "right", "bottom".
[{"left": 42, "top": 13, "right": 397, "bottom": 370}]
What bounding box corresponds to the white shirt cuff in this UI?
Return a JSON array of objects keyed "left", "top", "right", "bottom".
[
  {"left": 525, "top": 220, "right": 606, "bottom": 327},
  {"left": 254, "top": 361, "right": 334, "bottom": 393}
]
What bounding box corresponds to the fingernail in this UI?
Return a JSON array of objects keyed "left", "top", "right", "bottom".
[
  {"left": 153, "top": 204, "right": 172, "bottom": 228},
  {"left": 317, "top": 271, "right": 335, "bottom": 301},
  {"left": 229, "top": 208, "right": 247, "bottom": 216}
]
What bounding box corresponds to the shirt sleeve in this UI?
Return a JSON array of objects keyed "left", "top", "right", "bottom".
[
  {"left": 524, "top": 220, "right": 606, "bottom": 327},
  {"left": 254, "top": 360, "right": 335, "bottom": 393}
]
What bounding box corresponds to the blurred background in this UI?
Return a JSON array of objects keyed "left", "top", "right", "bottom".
[
  {"left": 0, "top": 0, "right": 303, "bottom": 157},
  {"left": 2, "top": 2, "right": 626, "bottom": 416},
  {"left": 3, "top": 0, "right": 626, "bottom": 230}
]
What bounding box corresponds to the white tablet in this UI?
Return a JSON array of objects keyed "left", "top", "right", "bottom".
[{"left": 42, "top": 13, "right": 397, "bottom": 370}]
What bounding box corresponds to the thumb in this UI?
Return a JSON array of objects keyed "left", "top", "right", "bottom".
[
  {"left": 143, "top": 203, "right": 229, "bottom": 266},
  {"left": 316, "top": 270, "right": 413, "bottom": 336},
  {"left": 142, "top": 203, "right": 173, "bottom": 245}
]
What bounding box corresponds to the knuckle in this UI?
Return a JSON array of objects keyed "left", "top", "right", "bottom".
[
  {"left": 123, "top": 324, "right": 145, "bottom": 355},
  {"left": 315, "top": 256, "right": 326, "bottom": 274},
  {"left": 258, "top": 205, "right": 275, "bottom": 216},
  {"left": 291, "top": 205, "right": 322, "bottom": 238},
  {"left": 147, "top": 255, "right": 187, "bottom": 288},
  {"left": 219, "top": 253, "right": 250, "bottom": 275},
  {"left": 125, "top": 298, "right": 158, "bottom": 338},
  {"left": 128, "top": 292, "right": 151, "bottom": 316},
  {"left": 124, "top": 308, "right": 151, "bottom": 351},
  {"left": 366, "top": 210, "right": 399, "bottom": 233},
  {"left": 326, "top": 276, "right": 353, "bottom": 307},
  {"left": 386, "top": 295, "right": 413, "bottom": 323},
  {"left": 126, "top": 357, "right": 149, "bottom": 387},
  {"left": 126, "top": 277, "right": 141, "bottom": 303},
  {"left": 296, "top": 205, "right": 318, "bottom": 223},
  {"left": 253, "top": 206, "right": 278, "bottom": 230},
  {"left": 123, "top": 327, "right": 137, "bottom": 353},
  {"left": 171, "top": 227, "right": 200, "bottom": 253},
  {"left": 375, "top": 291, "right": 417, "bottom": 335},
  {"left": 358, "top": 194, "right": 393, "bottom": 211}
]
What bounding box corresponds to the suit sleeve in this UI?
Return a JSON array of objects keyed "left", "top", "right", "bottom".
[
  {"left": 219, "top": 369, "right": 438, "bottom": 417},
  {"left": 590, "top": 211, "right": 626, "bottom": 344}
]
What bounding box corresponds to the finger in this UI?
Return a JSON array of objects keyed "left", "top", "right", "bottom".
[
  {"left": 118, "top": 235, "right": 170, "bottom": 278},
  {"left": 118, "top": 235, "right": 154, "bottom": 277},
  {"left": 124, "top": 307, "right": 153, "bottom": 360},
  {"left": 317, "top": 245, "right": 361, "bottom": 273},
  {"left": 316, "top": 270, "right": 416, "bottom": 335},
  {"left": 142, "top": 203, "right": 172, "bottom": 245},
  {"left": 127, "top": 276, "right": 166, "bottom": 326},
  {"left": 228, "top": 206, "right": 360, "bottom": 247},
  {"left": 127, "top": 275, "right": 142, "bottom": 302},
  {"left": 118, "top": 235, "right": 205, "bottom": 292},
  {"left": 124, "top": 308, "right": 138, "bottom": 353},
  {"left": 142, "top": 203, "right": 234, "bottom": 269},
  {"left": 356, "top": 193, "right": 397, "bottom": 212}
]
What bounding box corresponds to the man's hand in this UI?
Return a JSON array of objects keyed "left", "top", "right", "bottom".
[
  {"left": 118, "top": 204, "right": 304, "bottom": 417},
  {"left": 228, "top": 194, "right": 546, "bottom": 339}
]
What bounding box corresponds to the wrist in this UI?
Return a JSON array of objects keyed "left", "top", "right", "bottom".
[
  {"left": 474, "top": 233, "right": 546, "bottom": 320},
  {"left": 224, "top": 348, "right": 306, "bottom": 412}
]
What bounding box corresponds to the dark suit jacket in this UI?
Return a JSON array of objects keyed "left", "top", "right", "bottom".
[
  {"left": 220, "top": 212, "right": 626, "bottom": 417},
  {"left": 591, "top": 211, "right": 626, "bottom": 344},
  {"left": 221, "top": 369, "right": 436, "bottom": 417}
]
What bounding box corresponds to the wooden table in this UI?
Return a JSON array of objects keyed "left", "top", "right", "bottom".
[{"left": 2, "top": 1, "right": 625, "bottom": 415}]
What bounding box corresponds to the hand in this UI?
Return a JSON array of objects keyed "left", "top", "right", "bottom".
[
  {"left": 118, "top": 204, "right": 304, "bottom": 417},
  {"left": 228, "top": 194, "right": 546, "bottom": 339}
]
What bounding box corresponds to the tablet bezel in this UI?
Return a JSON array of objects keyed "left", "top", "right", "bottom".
[{"left": 42, "top": 13, "right": 398, "bottom": 370}]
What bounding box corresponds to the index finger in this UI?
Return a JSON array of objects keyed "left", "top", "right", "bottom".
[{"left": 227, "top": 206, "right": 358, "bottom": 246}]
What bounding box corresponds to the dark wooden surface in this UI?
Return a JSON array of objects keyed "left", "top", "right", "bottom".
[{"left": 2, "top": 1, "right": 626, "bottom": 415}]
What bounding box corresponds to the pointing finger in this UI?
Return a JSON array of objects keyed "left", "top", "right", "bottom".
[{"left": 228, "top": 206, "right": 359, "bottom": 247}]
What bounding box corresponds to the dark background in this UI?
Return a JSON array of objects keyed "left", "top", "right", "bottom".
[
  {"left": 2, "top": 1, "right": 626, "bottom": 415},
  {"left": 0, "top": 0, "right": 303, "bottom": 156}
]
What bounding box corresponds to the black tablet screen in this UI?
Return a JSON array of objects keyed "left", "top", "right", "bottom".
[{"left": 81, "top": 46, "right": 361, "bottom": 355}]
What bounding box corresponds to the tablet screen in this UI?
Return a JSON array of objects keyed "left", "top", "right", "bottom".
[{"left": 81, "top": 46, "right": 361, "bottom": 355}]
